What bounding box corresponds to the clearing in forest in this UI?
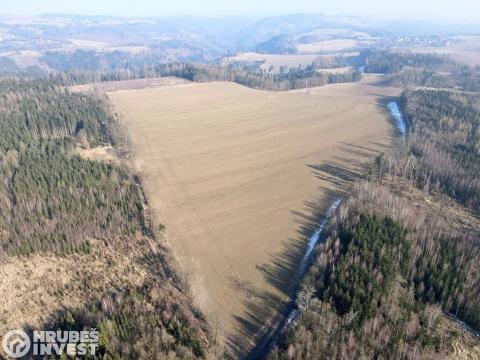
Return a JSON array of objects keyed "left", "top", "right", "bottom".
[{"left": 107, "top": 77, "right": 400, "bottom": 356}]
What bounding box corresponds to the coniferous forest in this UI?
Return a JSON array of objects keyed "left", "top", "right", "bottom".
[
  {"left": 0, "top": 79, "right": 144, "bottom": 257},
  {"left": 0, "top": 77, "right": 212, "bottom": 358}
]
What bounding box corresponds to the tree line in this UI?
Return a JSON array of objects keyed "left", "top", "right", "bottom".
[
  {"left": 5, "top": 49, "right": 362, "bottom": 91},
  {"left": 363, "top": 49, "right": 480, "bottom": 92},
  {"left": 269, "top": 87, "right": 480, "bottom": 359},
  {"left": 53, "top": 61, "right": 360, "bottom": 91},
  {"left": 0, "top": 75, "right": 213, "bottom": 358}
]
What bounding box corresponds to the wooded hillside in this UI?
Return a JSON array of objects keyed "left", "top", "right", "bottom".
[
  {"left": 0, "top": 77, "right": 212, "bottom": 359},
  {"left": 269, "top": 87, "right": 480, "bottom": 359},
  {"left": 363, "top": 50, "right": 480, "bottom": 91}
]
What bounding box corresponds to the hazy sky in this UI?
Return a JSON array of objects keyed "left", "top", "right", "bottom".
[{"left": 2, "top": 0, "right": 480, "bottom": 22}]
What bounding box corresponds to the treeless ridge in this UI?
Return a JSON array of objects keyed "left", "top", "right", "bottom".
[{"left": 107, "top": 77, "right": 401, "bottom": 357}]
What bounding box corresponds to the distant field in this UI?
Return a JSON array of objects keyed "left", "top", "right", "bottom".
[
  {"left": 406, "top": 35, "right": 480, "bottom": 67},
  {"left": 65, "top": 38, "right": 149, "bottom": 53},
  {"left": 108, "top": 78, "right": 400, "bottom": 355},
  {"left": 71, "top": 76, "right": 191, "bottom": 93},
  {"left": 299, "top": 27, "right": 370, "bottom": 38},
  {"left": 317, "top": 66, "right": 354, "bottom": 74},
  {"left": 297, "top": 38, "right": 359, "bottom": 54}
]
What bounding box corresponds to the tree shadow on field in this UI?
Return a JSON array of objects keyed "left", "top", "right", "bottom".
[
  {"left": 228, "top": 96, "right": 398, "bottom": 357},
  {"left": 225, "top": 189, "right": 341, "bottom": 360},
  {"left": 228, "top": 141, "right": 390, "bottom": 359}
]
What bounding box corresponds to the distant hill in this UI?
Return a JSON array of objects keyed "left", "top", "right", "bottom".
[
  {"left": 254, "top": 34, "right": 296, "bottom": 54},
  {"left": 231, "top": 13, "right": 365, "bottom": 49}
]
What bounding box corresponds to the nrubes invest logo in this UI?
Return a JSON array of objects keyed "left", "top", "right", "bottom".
[
  {"left": 2, "top": 330, "right": 30, "bottom": 358},
  {"left": 2, "top": 329, "right": 99, "bottom": 358}
]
